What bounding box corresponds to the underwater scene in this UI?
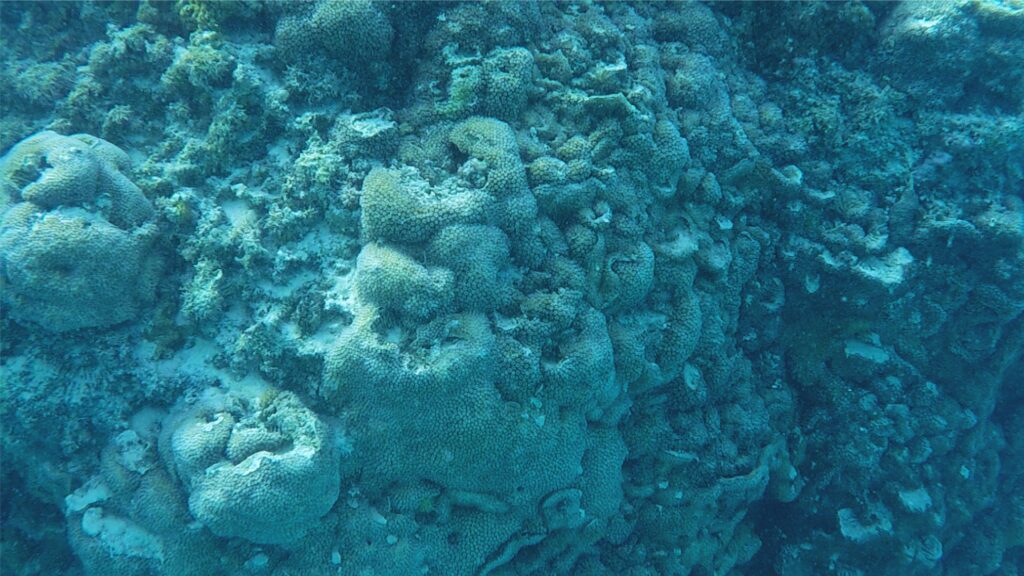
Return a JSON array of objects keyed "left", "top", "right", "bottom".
[{"left": 1, "top": 1, "right": 1022, "bottom": 575}]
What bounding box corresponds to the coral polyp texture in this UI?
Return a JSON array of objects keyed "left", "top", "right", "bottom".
[
  {"left": 159, "top": 387, "right": 341, "bottom": 545},
  {"left": 1, "top": 2, "right": 1022, "bottom": 576},
  {"left": 0, "top": 131, "right": 160, "bottom": 332}
]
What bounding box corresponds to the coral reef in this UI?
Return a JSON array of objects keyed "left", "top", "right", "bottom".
[{"left": 1, "top": 2, "right": 1022, "bottom": 576}]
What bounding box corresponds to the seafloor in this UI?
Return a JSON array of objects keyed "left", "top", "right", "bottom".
[{"left": 1, "top": 1, "right": 1022, "bottom": 575}]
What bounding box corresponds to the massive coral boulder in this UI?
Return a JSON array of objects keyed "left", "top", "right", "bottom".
[
  {"left": 322, "top": 305, "right": 587, "bottom": 506},
  {"left": 159, "top": 387, "right": 342, "bottom": 545},
  {"left": 0, "top": 131, "right": 160, "bottom": 332}
]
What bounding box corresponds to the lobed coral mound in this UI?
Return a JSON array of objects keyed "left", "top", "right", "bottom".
[
  {"left": 159, "top": 387, "right": 341, "bottom": 545},
  {"left": 0, "top": 131, "right": 160, "bottom": 332}
]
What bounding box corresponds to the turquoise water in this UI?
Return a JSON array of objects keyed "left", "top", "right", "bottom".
[{"left": 1, "top": 1, "right": 1022, "bottom": 575}]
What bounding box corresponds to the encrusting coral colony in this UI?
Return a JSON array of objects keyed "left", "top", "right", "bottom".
[{"left": 1, "top": 1, "right": 1022, "bottom": 575}]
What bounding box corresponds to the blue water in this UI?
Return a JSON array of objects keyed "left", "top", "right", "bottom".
[{"left": 1, "top": 1, "right": 1022, "bottom": 575}]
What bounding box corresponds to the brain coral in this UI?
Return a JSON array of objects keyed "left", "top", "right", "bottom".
[
  {"left": 449, "top": 117, "right": 528, "bottom": 199},
  {"left": 360, "top": 166, "right": 493, "bottom": 245},
  {"left": 322, "top": 306, "right": 586, "bottom": 508},
  {"left": 425, "top": 224, "right": 512, "bottom": 312},
  {"left": 356, "top": 242, "right": 454, "bottom": 321},
  {"left": 159, "top": 387, "right": 341, "bottom": 545},
  {"left": 275, "top": 0, "right": 394, "bottom": 64},
  {"left": 482, "top": 47, "right": 535, "bottom": 120},
  {"left": 448, "top": 116, "right": 540, "bottom": 243},
  {"left": 0, "top": 131, "right": 159, "bottom": 332},
  {"left": 0, "top": 131, "right": 154, "bottom": 228}
]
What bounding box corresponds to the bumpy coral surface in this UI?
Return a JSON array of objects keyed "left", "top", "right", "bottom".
[
  {"left": 161, "top": 387, "right": 341, "bottom": 545},
  {"left": 0, "top": 131, "right": 159, "bottom": 332},
  {"left": 1, "top": 2, "right": 1022, "bottom": 576}
]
